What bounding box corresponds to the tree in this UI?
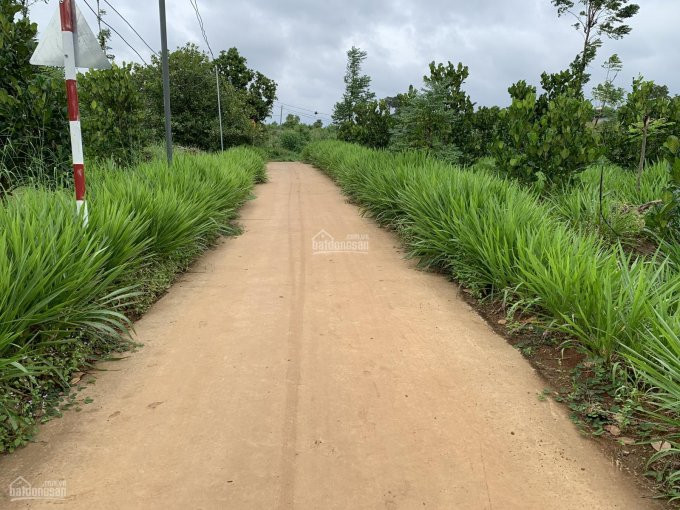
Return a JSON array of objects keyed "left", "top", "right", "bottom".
[
  {"left": 351, "top": 99, "right": 392, "bottom": 148},
  {"left": 247, "top": 71, "right": 276, "bottom": 123},
  {"left": 282, "top": 114, "right": 300, "bottom": 128},
  {"left": 421, "top": 61, "right": 475, "bottom": 163},
  {"left": 551, "top": 0, "right": 640, "bottom": 91},
  {"left": 390, "top": 84, "right": 460, "bottom": 162},
  {"left": 537, "top": 68, "right": 581, "bottom": 115},
  {"left": 469, "top": 106, "right": 504, "bottom": 160},
  {"left": 423, "top": 61, "right": 473, "bottom": 112},
  {"left": 332, "top": 46, "right": 375, "bottom": 134},
  {"left": 134, "top": 43, "right": 254, "bottom": 150},
  {"left": 494, "top": 84, "right": 602, "bottom": 185},
  {"left": 215, "top": 47, "right": 253, "bottom": 90},
  {"left": 79, "top": 63, "right": 147, "bottom": 165},
  {"left": 0, "top": 0, "right": 68, "bottom": 184},
  {"left": 95, "top": 0, "right": 113, "bottom": 60},
  {"left": 214, "top": 48, "right": 276, "bottom": 123},
  {"left": 592, "top": 54, "right": 624, "bottom": 124},
  {"left": 620, "top": 77, "right": 673, "bottom": 188}
]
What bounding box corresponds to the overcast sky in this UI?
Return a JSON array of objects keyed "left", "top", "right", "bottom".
[{"left": 29, "top": 0, "right": 679, "bottom": 123}]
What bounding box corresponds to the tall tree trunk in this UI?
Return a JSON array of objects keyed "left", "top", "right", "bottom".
[{"left": 576, "top": 3, "right": 596, "bottom": 93}]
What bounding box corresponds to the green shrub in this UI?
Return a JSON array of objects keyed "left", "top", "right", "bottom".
[
  {"left": 79, "top": 64, "right": 148, "bottom": 165},
  {"left": 279, "top": 129, "right": 308, "bottom": 153},
  {"left": 493, "top": 90, "right": 602, "bottom": 185},
  {"left": 0, "top": 2, "right": 69, "bottom": 187}
]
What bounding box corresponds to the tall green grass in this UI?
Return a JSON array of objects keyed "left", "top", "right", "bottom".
[
  {"left": 0, "top": 147, "right": 264, "bottom": 451},
  {"left": 549, "top": 162, "right": 669, "bottom": 245}
]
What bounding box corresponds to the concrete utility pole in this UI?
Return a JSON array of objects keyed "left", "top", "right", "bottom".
[
  {"left": 159, "top": 0, "right": 173, "bottom": 165},
  {"left": 215, "top": 67, "right": 224, "bottom": 151},
  {"left": 280, "top": 105, "right": 283, "bottom": 125}
]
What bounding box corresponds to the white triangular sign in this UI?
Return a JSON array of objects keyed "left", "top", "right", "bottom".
[{"left": 30, "top": 1, "right": 111, "bottom": 69}]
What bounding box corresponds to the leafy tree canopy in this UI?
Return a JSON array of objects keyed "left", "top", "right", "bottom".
[{"left": 552, "top": 0, "right": 639, "bottom": 90}]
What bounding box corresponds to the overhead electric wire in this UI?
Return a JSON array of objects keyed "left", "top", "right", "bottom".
[
  {"left": 188, "top": 0, "right": 215, "bottom": 59},
  {"left": 188, "top": 0, "right": 224, "bottom": 150},
  {"left": 279, "top": 102, "right": 330, "bottom": 116},
  {"left": 275, "top": 107, "right": 322, "bottom": 120},
  {"left": 81, "top": 0, "right": 149, "bottom": 64},
  {"left": 101, "top": 0, "right": 158, "bottom": 56},
  {"left": 274, "top": 101, "right": 332, "bottom": 117}
]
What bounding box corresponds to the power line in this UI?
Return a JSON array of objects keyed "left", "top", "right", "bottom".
[
  {"left": 102, "top": 0, "right": 158, "bottom": 56},
  {"left": 81, "top": 0, "right": 149, "bottom": 64},
  {"left": 274, "top": 104, "right": 331, "bottom": 120},
  {"left": 188, "top": 0, "right": 215, "bottom": 59},
  {"left": 275, "top": 101, "right": 332, "bottom": 117},
  {"left": 276, "top": 108, "right": 325, "bottom": 121},
  {"left": 188, "top": 0, "right": 224, "bottom": 150}
]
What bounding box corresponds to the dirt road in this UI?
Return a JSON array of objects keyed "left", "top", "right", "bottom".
[{"left": 0, "top": 162, "right": 657, "bottom": 509}]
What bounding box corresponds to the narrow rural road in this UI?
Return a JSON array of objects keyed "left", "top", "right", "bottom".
[{"left": 0, "top": 162, "right": 657, "bottom": 509}]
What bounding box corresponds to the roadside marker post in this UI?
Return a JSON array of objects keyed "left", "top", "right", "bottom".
[{"left": 30, "top": 0, "right": 111, "bottom": 225}]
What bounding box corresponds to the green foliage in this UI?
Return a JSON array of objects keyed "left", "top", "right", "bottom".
[
  {"left": 494, "top": 87, "right": 602, "bottom": 185},
  {"left": 304, "top": 141, "right": 678, "bottom": 364},
  {"left": 423, "top": 61, "right": 475, "bottom": 163},
  {"left": 344, "top": 99, "right": 391, "bottom": 148},
  {"left": 645, "top": 136, "right": 680, "bottom": 237},
  {"left": 134, "top": 43, "right": 255, "bottom": 151},
  {"left": 0, "top": 1, "right": 69, "bottom": 185},
  {"left": 592, "top": 54, "right": 625, "bottom": 122},
  {"left": 279, "top": 129, "right": 308, "bottom": 152},
  {"left": 332, "top": 46, "right": 377, "bottom": 143},
  {"left": 390, "top": 83, "right": 461, "bottom": 163},
  {"left": 624, "top": 78, "right": 674, "bottom": 182},
  {"left": 0, "top": 147, "right": 265, "bottom": 451},
  {"left": 282, "top": 114, "right": 301, "bottom": 128},
  {"left": 214, "top": 48, "right": 277, "bottom": 123},
  {"left": 78, "top": 64, "right": 147, "bottom": 165},
  {"left": 552, "top": 0, "right": 640, "bottom": 91},
  {"left": 469, "top": 106, "right": 504, "bottom": 161},
  {"left": 258, "top": 120, "right": 335, "bottom": 161}
]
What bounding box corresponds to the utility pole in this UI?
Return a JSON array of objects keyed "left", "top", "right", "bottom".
[
  {"left": 279, "top": 105, "right": 283, "bottom": 125},
  {"left": 215, "top": 67, "right": 224, "bottom": 151},
  {"left": 159, "top": 0, "right": 173, "bottom": 165}
]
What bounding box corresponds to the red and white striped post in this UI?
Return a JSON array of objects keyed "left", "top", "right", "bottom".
[{"left": 59, "top": 0, "right": 88, "bottom": 225}]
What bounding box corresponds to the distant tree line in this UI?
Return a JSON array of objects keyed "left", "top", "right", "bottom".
[{"left": 332, "top": 1, "right": 677, "bottom": 180}]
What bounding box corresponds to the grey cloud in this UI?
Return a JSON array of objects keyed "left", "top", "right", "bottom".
[{"left": 29, "top": 0, "right": 679, "bottom": 120}]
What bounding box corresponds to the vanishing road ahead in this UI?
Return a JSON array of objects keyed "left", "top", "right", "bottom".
[{"left": 0, "top": 163, "right": 657, "bottom": 509}]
